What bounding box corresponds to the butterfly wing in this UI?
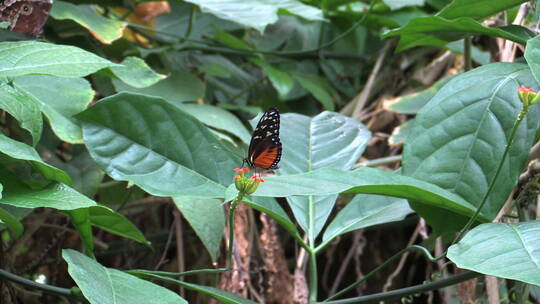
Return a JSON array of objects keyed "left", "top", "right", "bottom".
[{"left": 246, "top": 108, "right": 282, "bottom": 170}]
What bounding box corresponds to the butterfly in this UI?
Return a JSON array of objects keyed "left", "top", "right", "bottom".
[
  {"left": 244, "top": 108, "right": 282, "bottom": 171},
  {"left": 0, "top": 0, "right": 53, "bottom": 36}
]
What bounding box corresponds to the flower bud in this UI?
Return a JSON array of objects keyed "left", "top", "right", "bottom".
[{"left": 518, "top": 85, "right": 540, "bottom": 106}]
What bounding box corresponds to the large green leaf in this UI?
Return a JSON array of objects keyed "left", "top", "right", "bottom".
[
  {"left": 13, "top": 75, "right": 94, "bottom": 144},
  {"left": 77, "top": 92, "right": 241, "bottom": 197},
  {"left": 0, "top": 134, "right": 71, "bottom": 185},
  {"left": 0, "top": 167, "right": 95, "bottom": 210},
  {"left": 51, "top": 1, "right": 127, "bottom": 44},
  {"left": 448, "top": 221, "right": 540, "bottom": 285},
  {"left": 109, "top": 57, "right": 166, "bottom": 88},
  {"left": 0, "top": 83, "right": 42, "bottom": 145},
  {"left": 253, "top": 167, "right": 486, "bottom": 222},
  {"left": 277, "top": 111, "right": 370, "bottom": 240},
  {"left": 384, "top": 16, "right": 528, "bottom": 51},
  {"left": 0, "top": 41, "right": 117, "bottom": 78},
  {"left": 63, "top": 249, "right": 187, "bottom": 304},
  {"left": 112, "top": 70, "right": 205, "bottom": 103},
  {"left": 173, "top": 197, "right": 224, "bottom": 262},
  {"left": 438, "top": 0, "right": 527, "bottom": 20},
  {"left": 89, "top": 205, "right": 149, "bottom": 245},
  {"left": 383, "top": 0, "right": 424, "bottom": 10},
  {"left": 183, "top": 0, "right": 324, "bottom": 33},
  {"left": 322, "top": 195, "right": 413, "bottom": 246},
  {"left": 176, "top": 104, "right": 251, "bottom": 144},
  {"left": 524, "top": 35, "right": 540, "bottom": 86},
  {"left": 402, "top": 63, "right": 540, "bottom": 233}
]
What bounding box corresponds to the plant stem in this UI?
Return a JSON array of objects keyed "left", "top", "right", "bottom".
[
  {"left": 322, "top": 271, "right": 481, "bottom": 303},
  {"left": 325, "top": 245, "right": 442, "bottom": 301},
  {"left": 180, "top": 5, "right": 196, "bottom": 43},
  {"left": 464, "top": 37, "right": 472, "bottom": 71},
  {"left": 452, "top": 106, "right": 526, "bottom": 245},
  {"left": 0, "top": 269, "right": 77, "bottom": 298},
  {"left": 309, "top": 253, "right": 318, "bottom": 303}
]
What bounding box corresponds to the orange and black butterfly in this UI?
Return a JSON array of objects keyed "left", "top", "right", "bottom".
[{"left": 244, "top": 108, "right": 282, "bottom": 171}]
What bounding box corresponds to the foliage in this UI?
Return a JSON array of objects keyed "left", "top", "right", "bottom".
[{"left": 0, "top": 0, "right": 539, "bottom": 303}]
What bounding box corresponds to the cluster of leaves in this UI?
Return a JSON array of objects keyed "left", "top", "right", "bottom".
[{"left": 0, "top": 0, "right": 540, "bottom": 303}]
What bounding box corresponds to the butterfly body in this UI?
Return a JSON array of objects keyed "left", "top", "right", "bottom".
[
  {"left": 245, "top": 108, "right": 282, "bottom": 170},
  {"left": 0, "top": 0, "right": 52, "bottom": 36}
]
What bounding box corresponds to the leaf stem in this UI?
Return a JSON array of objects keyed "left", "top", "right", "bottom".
[{"left": 180, "top": 5, "right": 196, "bottom": 44}]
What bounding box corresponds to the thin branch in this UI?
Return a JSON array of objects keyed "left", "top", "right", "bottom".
[
  {"left": 174, "top": 210, "right": 185, "bottom": 296},
  {"left": 323, "top": 272, "right": 482, "bottom": 304},
  {"left": 0, "top": 269, "right": 77, "bottom": 299}
]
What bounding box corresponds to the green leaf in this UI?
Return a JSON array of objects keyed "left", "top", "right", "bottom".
[
  {"left": 0, "top": 204, "right": 24, "bottom": 238},
  {"left": 438, "top": 0, "right": 527, "bottom": 20},
  {"left": 173, "top": 197, "right": 224, "bottom": 262},
  {"left": 112, "top": 70, "right": 205, "bottom": 103},
  {"left": 292, "top": 73, "right": 337, "bottom": 110},
  {"left": 384, "top": 16, "right": 528, "bottom": 51},
  {"left": 0, "top": 134, "right": 71, "bottom": 185},
  {"left": 448, "top": 221, "right": 540, "bottom": 285},
  {"left": 63, "top": 249, "right": 187, "bottom": 304},
  {"left": 402, "top": 63, "right": 540, "bottom": 233},
  {"left": 176, "top": 104, "right": 251, "bottom": 144},
  {"left": 109, "top": 57, "right": 166, "bottom": 88},
  {"left": 89, "top": 205, "right": 149, "bottom": 245},
  {"left": 253, "top": 167, "right": 487, "bottom": 222},
  {"left": 183, "top": 0, "right": 324, "bottom": 33},
  {"left": 0, "top": 205, "right": 31, "bottom": 233},
  {"left": 251, "top": 58, "right": 294, "bottom": 99},
  {"left": 0, "top": 41, "right": 117, "bottom": 78},
  {"left": 0, "top": 83, "right": 42, "bottom": 145},
  {"left": 0, "top": 166, "right": 95, "bottom": 210},
  {"left": 67, "top": 208, "right": 95, "bottom": 257},
  {"left": 51, "top": 1, "right": 127, "bottom": 44},
  {"left": 383, "top": 0, "right": 425, "bottom": 10},
  {"left": 322, "top": 195, "right": 413, "bottom": 245},
  {"left": 525, "top": 35, "right": 540, "bottom": 86},
  {"left": 13, "top": 75, "right": 94, "bottom": 144},
  {"left": 212, "top": 27, "right": 253, "bottom": 50},
  {"left": 276, "top": 111, "right": 370, "bottom": 239},
  {"left": 77, "top": 92, "right": 241, "bottom": 197},
  {"left": 384, "top": 75, "right": 455, "bottom": 114},
  {"left": 62, "top": 148, "right": 104, "bottom": 197},
  {"left": 389, "top": 119, "right": 414, "bottom": 146},
  {"left": 179, "top": 281, "right": 256, "bottom": 304},
  {"left": 192, "top": 55, "right": 256, "bottom": 105}
]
